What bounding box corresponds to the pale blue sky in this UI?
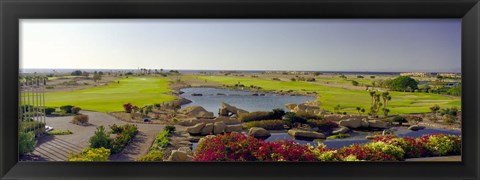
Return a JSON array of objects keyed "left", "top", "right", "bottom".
[{"left": 20, "top": 19, "right": 461, "bottom": 72}]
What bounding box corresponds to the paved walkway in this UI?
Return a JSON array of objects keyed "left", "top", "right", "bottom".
[{"left": 32, "top": 111, "right": 164, "bottom": 161}]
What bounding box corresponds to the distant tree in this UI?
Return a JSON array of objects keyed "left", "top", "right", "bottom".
[
  {"left": 381, "top": 92, "right": 392, "bottom": 116},
  {"left": 82, "top": 71, "right": 90, "bottom": 77},
  {"left": 357, "top": 75, "right": 364, "bottom": 78},
  {"left": 312, "top": 72, "right": 321, "bottom": 76},
  {"left": 351, "top": 80, "right": 359, "bottom": 86},
  {"left": 93, "top": 73, "right": 102, "bottom": 82},
  {"left": 339, "top": 74, "right": 347, "bottom": 79},
  {"left": 387, "top": 76, "right": 418, "bottom": 92},
  {"left": 71, "top": 70, "right": 83, "bottom": 76},
  {"left": 370, "top": 76, "right": 376, "bottom": 79},
  {"left": 447, "top": 83, "right": 461, "bottom": 96}
]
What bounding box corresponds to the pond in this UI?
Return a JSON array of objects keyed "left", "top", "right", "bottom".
[
  {"left": 191, "top": 128, "right": 461, "bottom": 150},
  {"left": 180, "top": 87, "right": 316, "bottom": 114}
]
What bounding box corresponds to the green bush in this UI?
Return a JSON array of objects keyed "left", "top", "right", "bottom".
[
  {"left": 71, "top": 114, "right": 89, "bottom": 125},
  {"left": 137, "top": 150, "right": 163, "bottom": 161},
  {"left": 426, "top": 135, "right": 457, "bottom": 156},
  {"left": 68, "top": 147, "right": 111, "bottom": 161},
  {"left": 239, "top": 111, "right": 275, "bottom": 122},
  {"left": 283, "top": 112, "right": 307, "bottom": 125},
  {"left": 44, "top": 107, "right": 56, "bottom": 115},
  {"left": 110, "top": 124, "right": 138, "bottom": 154},
  {"left": 390, "top": 116, "right": 407, "bottom": 125},
  {"left": 89, "top": 126, "right": 112, "bottom": 149},
  {"left": 60, "top": 105, "right": 74, "bottom": 113},
  {"left": 327, "top": 133, "right": 350, "bottom": 139},
  {"left": 19, "top": 131, "right": 37, "bottom": 156},
  {"left": 271, "top": 108, "right": 286, "bottom": 119},
  {"left": 164, "top": 125, "right": 176, "bottom": 133},
  {"left": 47, "top": 130, "right": 73, "bottom": 135},
  {"left": 306, "top": 120, "right": 339, "bottom": 131},
  {"left": 365, "top": 141, "right": 405, "bottom": 160},
  {"left": 20, "top": 121, "right": 46, "bottom": 132},
  {"left": 242, "top": 120, "right": 287, "bottom": 130}
]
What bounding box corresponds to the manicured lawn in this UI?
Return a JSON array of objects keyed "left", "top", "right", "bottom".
[
  {"left": 44, "top": 77, "right": 176, "bottom": 112},
  {"left": 192, "top": 75, "right": 461, "bottom": 114}
]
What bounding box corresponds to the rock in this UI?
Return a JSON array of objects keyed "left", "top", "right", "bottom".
[
  {"left": 247, "top": 127, "right": 271, "bottom": 138},
  {"left": 382, "top": 129, "right": 394, "bottom": 136},
  {"left": 332, "top": 126, "right": 350, "bottom": 134},
  {"left": 167, "top": 150, "right": 189, "bottom": 161},
  {"left": 214, "top": 116, "right": 240, "bottom": 125},
  {"left": 186, "top": 122, "right": 205, "bottom": 135},
  {"left": 408, "top": 125, "right": 426, "bottom": 131},
  {"left": 288, "top": 129, "right": 326, "bottom": 140},
  {"left": 368, "top": 120, "right": 389, "bottom": 129},
  {"left": 338, "top": 118, "right": 362, "bottom": 129},
  {"left": 285, "top": 103, "right": 297, "bottom": 110},
  {"left": 178, "top": 147, "right": 193, "bottom": 156},
  {"left": 198, "top": 135, "right": 216, "bottom": 145},
  {"left": 191, "top": 93, "right": 203, "bottom": 96},
  {"left": 171, "top": 98, "right": 192, "bottom": 107},
  {"left": 179, "top": 119, "right": 215, "bottom": 126},
  {"left": 216, "top": 93, "right": 226, "bottom": 96},
  {"left": 225, "top": 124, "right": 243, "bottom": 133},
  {"left": 180, "top": 106, "right": 214, "bottom": 118},
  {"left": 361, "top": 118, "right": 369, "bottom": 128},
  {"left": 213, "top": 121, "right": 226, "bottom": 134},
  {"left": 201, "top": 123, "right": 214, "bottom": 135},
  {"left": 218, "top": 102, "right": 249, "bottom": 116}
]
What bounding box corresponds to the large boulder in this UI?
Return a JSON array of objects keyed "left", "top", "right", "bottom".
[
  {"left": 225, "top": 124, "right": 243, "bottom": 133},
  {"left": 213, "top": 121, "right": 226, "bottom": 134},
  {"left": 247, "top": 127, "right": 271, "bottom": 138},
  {"left": 167, "top": 150, "right": 191, "bottom": 161},
  {"left": 332, "top": 126, "right": 350, "bottom": 134},
  {"left": 288, "top": 129, "right": 325, "bottom": 140},
  {"left": 368, "top": 120, "right": 389, "bottom": 129},
  {"left": 180, "top": 106, "right": 214, "bottom": 118},
  {"left": 285, "top": 103, "right": 297, "bottom": 110},
  {"left": 214, "top": 116, "right": 241, "bottom": 125},
  {"left": 186, "top": 122, "right": 205, "bottom": 135},
  {"left": 218, "top": 102, "right": 249, "bottom": 116},
  {"left": 201, "top": 123, "right": 214, "bottom": 135},
  {"left": 179, "top": 119, "right": 215, "bottom": 126},
  {"left": 408, "top": 125, "right": 426, "bottom": 131},
  {"left": 338, "top": 118, "right": 362, "bottom": 129},
  {"left": 361, "top": 118, "right": 370, "bottom": 128},
  {"left": 178, "top": 147, "right": 193, "bottom": 156},
  {"left": 285, "top": 103, "right": 321, "bottom": 115}
]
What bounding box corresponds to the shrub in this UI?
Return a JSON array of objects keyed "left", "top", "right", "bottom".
[
  {"left": 68, "top": 147, "right": 111, "bottom": 161},
  {"left": 164, "top": 125, "right": 176, "bottom": 133},
  {"left": 373, "top": 136, "right": 427, "bottom": 158},
  {"left": 123, "top": 103, "right": 133, "bottom": 113},
  {"left": 110, "top": 124, "right": 138, "bottom": 154},
  {"left": 242, "top": 120, "right": 287, "bottom": 130},
  {"left": 423, "top": 134, "right": 460, "bottom": 156},
  {"left": 351, "top": 80, "right": 359, "bottom": 86},
  {"left": 44, "top": 107, "right": 56, "bottom": 115},
  {"left": 307, "top": 120, "right": 338, "bottom": 132},
  {"left": 239, "top": 111, "right": 275, "bottom": 122},
  {"left": 335, "top": 144, "right": 397, "bottom": 161},
  {"left": 20, "top": 121, "right": 46, "bottom": 132},
  {"left": 71, "top": 107, "right": 81, "bottom": 114},
  {"left": 364, "top": 141, "right": 405, "bottom": 160},
  {"left": 296, "top": 112, "right": 323, "bottom": 120},
  {"left": 60, "top": 105, "right": 74, "bottom": 113},
  {"left": 390, "top": 116, "right": 408, "bottom": 125},
  {"left": 271, "top": 108, "right": 286, "bottom": 119},
  {"left": 151, "top": 130, "right": 170, "bottom": 150},
  {"left": 47, "top": 130, "right": 73, "bottom": 135},
  {"left": 19, "top": 131, "right": 37, "bottom": 156},
  {"left": 89, "top": 126, "right": 112, "bottom": 149},
  {"left": 71, "top": 114, "right": 89, "bottom": 125},
  {"left": 283, "top": 112, "right": 307, "bottom": 126},
  {"left": 137, "top": 150, "right": 163, "bottom": 161}
]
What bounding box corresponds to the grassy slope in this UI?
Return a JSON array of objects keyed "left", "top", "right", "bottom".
[
  {"left": 44, "top": 77, "right": 176, "bottom": 112},
  {"left": 193, "top": 75, "right": 461, "bottom": 115}
]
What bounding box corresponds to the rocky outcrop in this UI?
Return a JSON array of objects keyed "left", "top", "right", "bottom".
[
  {"left": 178, "top": 118, "right": 215, "bottom": 126},
  {"left": 332, "top": 126, "right": 350, "bottom": 134},
  {"left": 247, "top": 127, "right": 271, "bottom": 138},
  {"left": 180, "top": 106, "right": 214, "bottom": 118},
  {"left": 201, "top": 123, "right": 214, "bottom": 135},
  {"left": 408, "top": 125, "right": 426, "bottom": 131},
  {"left": 368, "top": 120, "right": 389, "bottom": 129},
  {"left": 338, "top": 118, "right": 362, "bottom": 129},
  {"left": 218, "top": 102, "right": 249, "bottom": 116},
  {"left": 225, "top": 124, "right": 243, "bottom": 133},
  {"left": 285, "top": 103, "right": 322, "bottom": 115},
  {"left": 186, "top": 122, "right": 206, "bottom": 135},
  {"left": 214, "top": 116, "right": 241, "bottom": 125},
  {"left": 324, "top": 115, "right": 368, "bottom": 122},
  {"left": 213, "top": 121, "right": 226, "bottom": 134},
  {"left": 288, "top": 129, "right": 325, "bottom": 140},
  {"left": 361, "top": 118, "right": 369, "bottom": 128},
  {"left": 167, "top": 147, "right": 193, "bottom": 161}
]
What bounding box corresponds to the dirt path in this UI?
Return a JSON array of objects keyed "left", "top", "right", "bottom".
[{"left": 31, "top": 111, "right": 164, "bottom": 161}]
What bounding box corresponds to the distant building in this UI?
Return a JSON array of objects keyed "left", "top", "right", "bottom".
[
  {"left": 400, "top": 72, "right": 431, "bottom": 77},
  {"left": 438, "top": 73, "right": 461, "bottom": 78}
]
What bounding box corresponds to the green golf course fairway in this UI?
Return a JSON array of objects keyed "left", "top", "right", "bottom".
[
  {"left": 193, "top": 75, "right": 461, "bottom": 114},
  {"left": 45, "top": 77, "right": 176, "bottom": 112}
]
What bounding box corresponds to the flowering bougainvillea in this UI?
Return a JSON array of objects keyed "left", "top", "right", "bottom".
[{"left": 193, "top": 133, "right": 461, "bottom": 162}]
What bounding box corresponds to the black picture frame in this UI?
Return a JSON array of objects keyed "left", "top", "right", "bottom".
[{"left": 1, "top": 0, "right": 479, "bottom": 179}]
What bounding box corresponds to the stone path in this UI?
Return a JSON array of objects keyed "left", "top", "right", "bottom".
[{"left": 31, "top": 111, "right": 164, "bottom": 161}]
